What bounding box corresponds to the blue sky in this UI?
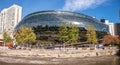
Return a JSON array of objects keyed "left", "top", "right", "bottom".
[{"left": 0, "top": 0, "right": 120, "bottom": 23}]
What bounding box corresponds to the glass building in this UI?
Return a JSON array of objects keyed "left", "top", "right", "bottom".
[{"left": 15, "top": 10, "right": 109, "bottom": 32}]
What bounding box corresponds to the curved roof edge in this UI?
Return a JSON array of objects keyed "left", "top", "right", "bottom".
[{"left": 23, "top": 10, "right": 98, "bottom": 22}]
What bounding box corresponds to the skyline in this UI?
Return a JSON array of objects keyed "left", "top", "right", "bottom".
[{"left": 0, "top": 0, "right": 120, "bottom": 23}]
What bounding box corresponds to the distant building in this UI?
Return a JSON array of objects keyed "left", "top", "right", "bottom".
[
  {"left": 114, "top": 23, "right": 120, "bottom": 37},
  {"left": 104, "top": 20, "right": 115, "bottom": 36},
  {"left": 0, "top": 13, "right": 2, "bottom": 33},
  {"left": 101, "top": 19, "right": 120, "bottom": 37},
  {"left": 0, "top": 4, "right": 22, "bottom": 39}
]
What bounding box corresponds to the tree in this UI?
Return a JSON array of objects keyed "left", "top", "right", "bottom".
[
  {"left": 3, "top": 32, "right": 12, "bottom": 46},
  {"left": 86, "top": 25, "right": 98, "bottom": 44},
  {"left": 102, "top": 35, "right": 120, "bottom": 45},
  {"left": 114, "top": 36, "right": 120, "bottom": 44},
  {"left": 102, "top": 35, "right": 113, "bottom": 45},
  {"left": 15, "top": 27, "right": 36, "bottom": 46},
  {"left": 59, "top": 22, "right": 68, "bottom": 43},
  {"left": 59, "top": 22, "right": 69, "bottom": 50},
  {"left": 68, "top": 23, "right": 79, "bottom": 44}
]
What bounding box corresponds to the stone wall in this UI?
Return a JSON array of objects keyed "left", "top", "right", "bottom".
[{"left": 0, "top": 47, "right": 118, "bottom": 58}]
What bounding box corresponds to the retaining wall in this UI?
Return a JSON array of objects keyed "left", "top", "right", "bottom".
[{"left": 0, "top": 47, "right": 118, "bottom": 58}]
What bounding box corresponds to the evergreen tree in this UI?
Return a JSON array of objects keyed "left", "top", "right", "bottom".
[{"left": 86, "top": 25, "right": 98, "bottom": 44}]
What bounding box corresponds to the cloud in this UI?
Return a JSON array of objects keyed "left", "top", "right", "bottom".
[{"left": 62, "top": 0, "right": 107, "bottom": 11}]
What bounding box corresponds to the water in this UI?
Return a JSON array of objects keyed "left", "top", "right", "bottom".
[
  {"left": 0, "top": 56, "right": 120, "bottom": 65},
  {"left": 88, "top": 57, "right": 120, "bottom": 65}
]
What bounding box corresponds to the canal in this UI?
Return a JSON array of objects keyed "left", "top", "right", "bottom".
[{"left": 0, "top": 56, "right": 120, "bottom": 65}]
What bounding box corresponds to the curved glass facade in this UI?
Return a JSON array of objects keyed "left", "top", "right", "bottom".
[{"left": 15, "top": 10, "right": 109, "bottom": 32}]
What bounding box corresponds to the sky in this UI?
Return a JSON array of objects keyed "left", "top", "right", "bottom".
[{"left": 0, "top": 0, "right": 120, "bottom": 23}]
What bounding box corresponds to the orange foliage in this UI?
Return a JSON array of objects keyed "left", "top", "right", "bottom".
[
  {"left": 114, "top": 36, "right": 120, "bottom": 44},
  {"left": 1, "top": 43, "right": 13, "bottom": 48},
  {"left": 102, "top": 35, "right": 120, "bottom": 45}
]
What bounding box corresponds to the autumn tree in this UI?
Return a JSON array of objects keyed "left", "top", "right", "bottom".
[
  {"left": 102, "top": 35, "right": 120, "bottom": 45},
  {"left": 86, "top": 25, "right": 98, "bottom": 44},
  {"left": 15, "top": 27, "right": 36, "bottom": 47},
  {"left": 3, "top": 32, "right": 12, "bottom": 47},
  {"left": 59, "top": 22, "right": 69, "bottom": 49},
  {"left": 114, "top": 36, "right": 120, "bottom": 44},
  {"left": 59, "top": 22, "right": 68, "bottom": 43},
  {"left": 68, "top": 23, "right": 79, "bottom": 44}
]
